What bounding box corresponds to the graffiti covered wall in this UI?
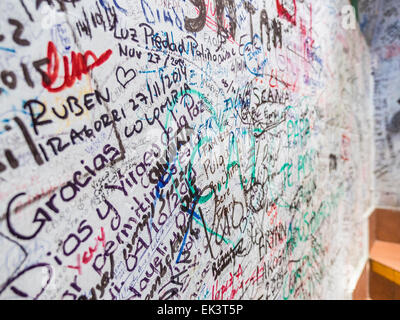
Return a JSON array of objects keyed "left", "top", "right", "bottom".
[
  {"left": 0, "top": 0, "right": 373, "bottom": 300},
  {"left": 359, "top": 0, "right": 400, "bottom": 207}
]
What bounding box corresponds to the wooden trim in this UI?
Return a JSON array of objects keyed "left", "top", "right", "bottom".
[{"left": 371, "top": 260, "right": 400, "bottom": 286}]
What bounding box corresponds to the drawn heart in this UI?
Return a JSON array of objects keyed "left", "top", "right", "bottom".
[{"left": 116, "top": 66, "right": 136, "bottom": 88}]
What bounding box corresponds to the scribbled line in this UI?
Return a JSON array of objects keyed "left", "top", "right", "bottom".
[
  {"left": 0, "top": 100, "right": 41, "bottom": 136},
  {"left": 159, "top": 88, "right": 235, "bottom": 263},
  {"left": 99, "top": 0, "right": 127, "bottom": 14},
  {"left": 286, "top": 45, "right": 319, "bottom": 73},
  {"left": 19, "top": 0, "right": 34, "bottom": 22},
  {"left": 0, "top": 47, "right": 16, "bottom": 53},
  {"left": 0, "top": 232, "right": 28, "bottom": 289},
  {"left": 14, "top": 117, "right": 44, "bottom": 166}
]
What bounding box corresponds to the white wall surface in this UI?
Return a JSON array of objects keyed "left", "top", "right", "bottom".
[
  {"left": 359, "top": 0, "right": 400, "bottom": 207},
  {"left": 0, "top": 0, "right": 373, "bottom": 300}
]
